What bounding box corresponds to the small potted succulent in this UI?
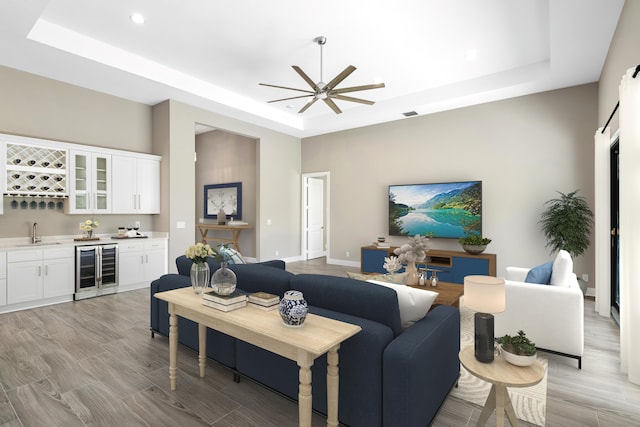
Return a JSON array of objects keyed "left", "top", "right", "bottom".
[
  {"left": 497, "top": 330, "right": 537, "bottom": 366},
  {"left": 458, "top": 234, "right": 492, "bottom": 255}
]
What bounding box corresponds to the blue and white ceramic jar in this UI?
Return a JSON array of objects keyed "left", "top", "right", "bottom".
[{"left": 279, "top": 290, "right": 308, "bottom": 327}]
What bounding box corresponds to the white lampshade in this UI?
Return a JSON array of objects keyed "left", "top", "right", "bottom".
[{"left": 464, "top": 275, "right": 505, "bottom": 314}]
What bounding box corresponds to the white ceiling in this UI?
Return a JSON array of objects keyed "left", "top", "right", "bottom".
[{"left": 0, "top": 0, "right": 624, "bottom": 138}]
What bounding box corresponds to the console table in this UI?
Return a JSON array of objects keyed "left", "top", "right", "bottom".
[
  {"left": 197, "top": 224, "right": 253, "bottom": 254},
  {"left": 154, "top": 287, "right": 361, "bottom": 427},
  {"left": 361, "top": 246, "right": 496, "bottom": 284}
]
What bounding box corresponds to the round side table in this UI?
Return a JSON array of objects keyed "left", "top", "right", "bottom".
[{"left": 459, "top": 345, "right": 545, "bottom": 427}]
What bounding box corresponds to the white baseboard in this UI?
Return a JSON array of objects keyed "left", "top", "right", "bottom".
[{"left": 326, "top": 258, "right": 360, "bottom": 268}]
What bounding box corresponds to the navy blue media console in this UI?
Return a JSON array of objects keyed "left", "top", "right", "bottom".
[{"left": 360, "top": 246, "right": 497, "bottom": 284}]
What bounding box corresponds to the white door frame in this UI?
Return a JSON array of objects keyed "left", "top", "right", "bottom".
[{"left": 301, "top": 171, "right": 330, "bottom": 260}]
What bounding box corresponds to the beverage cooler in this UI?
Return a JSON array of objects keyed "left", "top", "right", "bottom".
[{"left": 75, "top": 244, "right": 118, "bottom": 300}]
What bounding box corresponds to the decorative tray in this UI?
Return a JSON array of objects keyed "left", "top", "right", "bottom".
[
  {"left": 110, "top": 235, "right": 148, "bottom": 239},
  {"left": 74, "top": 237, "right": 100, "bottom": 242}
]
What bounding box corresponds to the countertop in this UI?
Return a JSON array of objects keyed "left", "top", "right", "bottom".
[{"left": 0, "top": 231, "right": 168, "bottom": 250}]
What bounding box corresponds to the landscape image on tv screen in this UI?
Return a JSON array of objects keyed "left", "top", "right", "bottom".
[{"left": 389, "top": 181, "right": 482, "bottom": 239}]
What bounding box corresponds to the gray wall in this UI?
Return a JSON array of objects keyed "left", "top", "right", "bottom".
[{"left": 302, "top": 84, "right": 598, "bottom": 279}]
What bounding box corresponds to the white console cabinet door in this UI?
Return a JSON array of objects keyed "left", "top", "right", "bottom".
[
  {"left": 144, "top": 241, "right": 167, "bottom": 281},
  {"left": 118, "top": 242, "right": 146, "bottom": 286},
  {"left": 8, "top": 259, "right": 43, "bottom": 304},
  {"left": 43, "top": 256, "right": 75, "bottom": 298},
  {"left": 0, "top": 251, "right": 7, "bottom": 306},
  {"left": 111, "top": 155, "right": 160, "bottom": 214}
]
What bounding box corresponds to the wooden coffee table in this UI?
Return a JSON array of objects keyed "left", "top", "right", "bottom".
[{"left": 408, "top": 281, "right": 464, "bottom": 308}]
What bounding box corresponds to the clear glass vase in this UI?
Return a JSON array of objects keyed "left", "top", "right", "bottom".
[
  {"left": 190, "top": 262, "right": 210, "bottom": 295},
  {"left": 211, "top": 262, "right": 237, "bottom": 295}
]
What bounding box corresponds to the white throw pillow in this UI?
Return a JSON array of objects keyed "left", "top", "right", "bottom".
[
  {"left": 366, "top": 280, "right": 438, "bottom": 329},
  {"left": 550, "top": 249, "right": 573, "bottom": 287}
]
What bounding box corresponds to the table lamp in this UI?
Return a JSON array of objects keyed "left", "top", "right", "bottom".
[{"left": 464, "top": 275, "right": 505, "bottom": 363}]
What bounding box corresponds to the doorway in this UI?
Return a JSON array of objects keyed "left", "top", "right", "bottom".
[
  {"left": 610, "top": 139, "right": 620, "bottom": 322},
  {"left": 302, "top": 172, "right": 329, "bottom": 260}
]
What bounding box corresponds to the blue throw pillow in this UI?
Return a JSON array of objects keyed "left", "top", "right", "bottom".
[{"left": 525, "top": 260, "right": 553, "bottom": 284}]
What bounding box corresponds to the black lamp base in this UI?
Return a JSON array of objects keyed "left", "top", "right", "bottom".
[{"left": 474, "top": 312, "right": 495, "bottom": 363}]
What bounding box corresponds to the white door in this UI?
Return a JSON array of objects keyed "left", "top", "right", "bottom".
[{"left": 306, "top": 177, "right": 325, "bottom": 260}]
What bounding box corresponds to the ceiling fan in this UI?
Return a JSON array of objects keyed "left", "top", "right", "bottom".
[{"left": 259, "top": 36, "right": 385, "bottom": 114}]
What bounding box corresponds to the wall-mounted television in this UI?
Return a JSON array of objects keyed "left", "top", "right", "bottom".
[{"left": 389, "top": 181, "right": 482, "bottom": 239}]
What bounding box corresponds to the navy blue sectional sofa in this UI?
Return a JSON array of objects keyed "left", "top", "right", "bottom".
[{"left": 150, "top": 256, "right": 460, "bottom": 427}]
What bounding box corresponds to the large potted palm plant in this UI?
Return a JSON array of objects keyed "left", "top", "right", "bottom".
[{"left": 539, "top": 190, "right": 594, "bottom": 259}]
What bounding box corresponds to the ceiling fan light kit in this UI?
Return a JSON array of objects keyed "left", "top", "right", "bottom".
[{"left": 259, "top": 36, "right": 385, "bottom": 114}]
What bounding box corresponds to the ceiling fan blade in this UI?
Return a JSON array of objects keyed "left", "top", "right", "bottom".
[
  {"left": 332, "top": 82, "right": 386, "bottom": 94},
  {"left": 267, "top": 94, "right": 314, "bottom": 103},
  {"left": 292, "top": 66, "right": 319, "bottom": 90},
  {"left": 259, "top": 83, "right": 314, "bottom": 94},
  {"left": 323, "top": 65, "right": 356, "bottom": 91},
  {"left": 323, "top": 98, "right": 342, "bottom": 114},
  {"left": 298, "top": 97, "right": 318, "bottom": 113},
  {"left": 331, "top": 94, "right": 375, "bottom": 105}
]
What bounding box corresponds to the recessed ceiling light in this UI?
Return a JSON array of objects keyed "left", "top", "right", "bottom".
[{"left": 130, "top": 13, "right": 145, "bottom": 24}]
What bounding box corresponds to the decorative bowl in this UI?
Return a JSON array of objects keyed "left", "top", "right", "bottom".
[
  {"left": 500, "top": 345, "right": 536, "bottom": 366},
  {"left": 377, "top": 236, "right": 386, "bottom": 243}
]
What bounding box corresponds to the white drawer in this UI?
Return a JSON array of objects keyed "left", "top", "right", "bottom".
[
  {"left": 144, "top": 240, "right": 166, "bottom": 251},
  {"left": 43, "top": 246, "right": 74, "bottom": 260},
  {"left": 8, "top": 249, "right": 42, "bottom": 263},
  {"left": 118, "top": 241, "right": 145, "bottom": 253}
]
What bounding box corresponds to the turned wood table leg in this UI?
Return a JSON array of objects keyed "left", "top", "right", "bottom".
[
  {"left": 168, "top": 304, "right": 178, "bottom": 391},
  {"left": 327, "top": 345, "right": 340, "bottom": 427},
  {"left": 198, "top": 323, "right": 207, "bottom": 378},
  {"left": 297, "top": 352, "right": 314, "bottom": 427}
]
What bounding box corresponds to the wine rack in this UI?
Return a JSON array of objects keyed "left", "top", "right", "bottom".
[{"left": 4, "top": 143, "right": 68, "bottom": 197}]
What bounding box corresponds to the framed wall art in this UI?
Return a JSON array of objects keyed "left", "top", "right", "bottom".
[{"left": 204, "top": 182, "right": 242, "bottom": 220}]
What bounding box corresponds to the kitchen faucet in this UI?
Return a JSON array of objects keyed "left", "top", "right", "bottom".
[{"left": 32, "top": 222, "right": 41, "bottom": 244}]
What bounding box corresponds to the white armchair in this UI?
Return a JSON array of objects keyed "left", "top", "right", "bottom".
[{"left": 494, "top": 251, "right": 584, "bottom": 368}]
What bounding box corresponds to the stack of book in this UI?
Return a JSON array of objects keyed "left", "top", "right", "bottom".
[
  {"left": 247, "top": 292, "right": 280, "bottom": 311},
  {"left": 202, "top": 290, "right": 247, "bottom": 312}
]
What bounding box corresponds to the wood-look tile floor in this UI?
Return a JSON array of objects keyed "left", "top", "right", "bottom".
[{"left": 0, "top": 257, "right": 638, "bottom": 426}]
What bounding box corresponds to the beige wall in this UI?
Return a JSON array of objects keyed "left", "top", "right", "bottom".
[
  {"left": 154, "top": 100, "right": 301, "bottom": 273},
  {"left": 0, "top": 65, "right": 156, "bottom": 237},
  {"left": 195, "top": 130, "right": 257, "bottom": 257},
  {"left": 302, "top": 84, "right": 598, "bottom": 279},
  {"left": 598, "top": 0, "right": 640, "bottom": 130}
]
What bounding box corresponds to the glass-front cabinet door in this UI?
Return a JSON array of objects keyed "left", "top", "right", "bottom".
[{"left": 67, "top": 150, "right": 111, "bottom": 214}]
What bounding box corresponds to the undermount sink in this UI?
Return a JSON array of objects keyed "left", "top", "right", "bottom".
[{"left": 16, "top": 242, "right": 62, "bottom": 247}]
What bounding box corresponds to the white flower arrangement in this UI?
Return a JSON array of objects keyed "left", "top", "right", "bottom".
[
  {"left": 185, "top": 243, "right": 216, "bottom": 264},
  {"left": 79, "top": 219, "right": 99, "bottom": 232},
  {"left": 383, "top": 256, "right": 402, "bottom": 274},
  {"left": 393, "top": 234, "right": 431, "bottom": 263}
]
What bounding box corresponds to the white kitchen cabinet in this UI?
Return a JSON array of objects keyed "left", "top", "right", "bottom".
[
  {"left": 42, "top": 249, "right": 75, "bottom": 298},
  {"left": 0, "top": 251, "right": 6, "bottom": 306},
  {"left": 67, "top": 149, "right": 111, "bottom": 214},
  {"left": 118, "top": 239, "right": 167, "bottom": 287},
  {"left": 7, "top": 247, "right": 74, "bottom": 304},
  {"left": 111, "top": 155, "right": 160, "bottom": 214}
]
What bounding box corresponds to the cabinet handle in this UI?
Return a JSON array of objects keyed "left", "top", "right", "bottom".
[
  {"left": 45, "top": 265, "right": 48, "bottom": 276},
  {"left": 145, "top": 254, "right": 149, "bottom": 264},
  {"left": 38, "top": 266, "right": 42, "bottom": 277}
]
